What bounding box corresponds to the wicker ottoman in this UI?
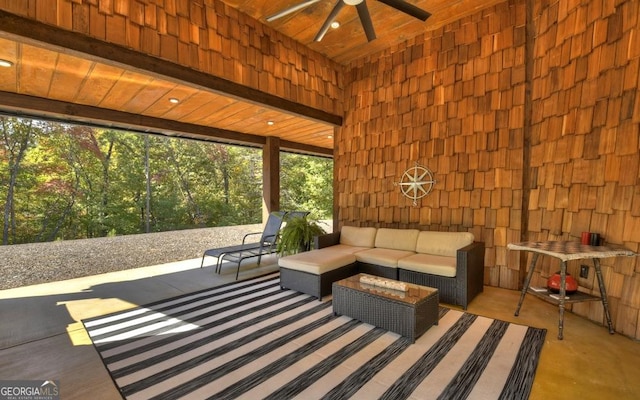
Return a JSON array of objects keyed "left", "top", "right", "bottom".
[
  {"left": 279, "top": 250, "right": 358, "bottom": 300},
  {"left": 332, "top": 274, "right": 439, "bottom": 342}
]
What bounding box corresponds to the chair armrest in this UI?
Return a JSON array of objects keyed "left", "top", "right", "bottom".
[
  {"left": 456, "top": 241, "right": 485, "bottom": 308},
  {"left": 242, "top": 231, "right": 262, "bottom": 244},
  {"left": 314, "top": 232, "right": 341, "bottom": 249},
  {"left": 457, "top": 241, "right": 485, "bottom": 276}
]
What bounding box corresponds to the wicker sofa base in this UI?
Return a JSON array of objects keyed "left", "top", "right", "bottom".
[
  {"left": 399, "top": 268, "right": 482, "bottom": 310},
  {"left": 280, "top": 262, "right": 358, "bottom": 300},
  {"left": 357, "top": 262, "right": 397, "bottom": 280}
]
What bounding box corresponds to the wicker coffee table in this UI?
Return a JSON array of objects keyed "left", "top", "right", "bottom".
[{"left": 332, "top": 274, "right": 439, "bottom": 342}]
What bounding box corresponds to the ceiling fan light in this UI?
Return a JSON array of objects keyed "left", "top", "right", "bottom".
[{"left": 344, "top": 0, "right": 363, "bottom": 5}]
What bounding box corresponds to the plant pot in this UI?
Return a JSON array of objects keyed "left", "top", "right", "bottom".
[{"left": 277, "top": 215, "right": 325, "bottom": 256}]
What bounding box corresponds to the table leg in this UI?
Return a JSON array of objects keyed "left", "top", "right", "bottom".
[
  {"left": 592, "top": 258, "right": 615, "bottom": 334},
  {"left": 558, "top": 261, "right": 567, "bottom": 340},
  {"left": 515, "top": 253, "right": 539, "bottom": 316}
]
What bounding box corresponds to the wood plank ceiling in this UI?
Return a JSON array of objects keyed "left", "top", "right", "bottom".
[
  {"left": 0, "top": 0, "right": 504, "bottom": 153},
  {"left": 225, "top": 0, "right": 506, "bottom": 64},
  {"left": 0, "top": 36, "right": 337, "bottom": 152}
]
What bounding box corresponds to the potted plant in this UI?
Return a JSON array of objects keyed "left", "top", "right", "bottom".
[{"left": 277, "top": 214, "right": 326, "bottom": 256}]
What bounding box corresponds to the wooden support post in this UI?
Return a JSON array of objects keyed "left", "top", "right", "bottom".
[
  {"left": 519, "top": 0, "right": 535, "bottom": 288},
  {"left": 263, "top": 136, "right": 280, "bottom": 223}
]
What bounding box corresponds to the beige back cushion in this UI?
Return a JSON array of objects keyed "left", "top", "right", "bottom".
[
  {"left": 340, "top": 226, "right": 377, "bottom": 248},
  {"left": 416, "top": 231, "right": 474, "bottom": 257},
  {"left": 374, "top": 228, "right": 420, "bottom": 252}
]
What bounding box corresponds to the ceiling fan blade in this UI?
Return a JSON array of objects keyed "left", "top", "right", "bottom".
[
  {"left": 314, "top": 1, "right": 346, "bottom": 42},
  {"left": 377, "top": 0, "right": 431, "bottom": 21},
  {"left": 266, "top": 0, "right": 321, "bottom": 22},
  {"left": 356, "top": 2, "right": 376, "bottom": 42}
]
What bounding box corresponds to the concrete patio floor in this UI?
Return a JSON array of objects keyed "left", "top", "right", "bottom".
[{"left": 1, "top": 255, "right": 639, "bottom": 399}]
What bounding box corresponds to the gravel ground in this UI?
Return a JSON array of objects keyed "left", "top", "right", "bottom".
[{"left": 0, "top": 224, "right": 263, "bottom": 291}]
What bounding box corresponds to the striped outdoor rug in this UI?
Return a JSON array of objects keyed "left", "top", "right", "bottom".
[{"left": 83, "top": 272, "right": 546, "bottom": 400}]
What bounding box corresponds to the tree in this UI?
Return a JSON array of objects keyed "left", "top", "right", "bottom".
[
  {"left": 27, "top": 122, "right": 81, "bottom": 241},
  {"left": 0, "top": 117, "right": 39, "bottom": 244},
  {"left": 280, "top": 152, "right": 333, "bottom": 219},
  {"left": 0, "top": 116, "right": 332, "bottom": 244}
]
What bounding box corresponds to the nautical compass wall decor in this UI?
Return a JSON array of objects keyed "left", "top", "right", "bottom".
[{"left": 395, "top": 163, "right": 436, "bottom": 206}]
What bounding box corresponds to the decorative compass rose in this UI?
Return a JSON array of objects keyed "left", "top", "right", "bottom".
[{"left": 395, "top": 163, "right": 436, "bottom": 206}]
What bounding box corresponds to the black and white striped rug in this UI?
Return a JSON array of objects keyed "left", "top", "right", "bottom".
[{"left": 83, "top": 272, "right": 546, "bottom": 400}]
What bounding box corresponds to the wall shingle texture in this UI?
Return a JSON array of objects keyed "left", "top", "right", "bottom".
[
  {"left": 529, "top": 0, "right": 640, "bottom": 339},
  {"left": 339, "top": 0, "right": 527, "bottom": 291},
  {"left": 338, "top": 0, "right": 640, "bottom": 339}
]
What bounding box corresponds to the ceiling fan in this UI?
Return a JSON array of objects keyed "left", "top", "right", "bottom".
[{"left": 266, "top": 0, "right": 431, "bottom": 42}]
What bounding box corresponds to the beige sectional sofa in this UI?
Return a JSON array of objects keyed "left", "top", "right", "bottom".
[{"left": 278, "top": 226, "right": 485, "bottom": 309}]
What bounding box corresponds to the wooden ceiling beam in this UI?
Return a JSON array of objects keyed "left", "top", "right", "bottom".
[
  {"left": 279, "top": 139, "right": 334, "bottom": 158},
  {"left": 0, "top": 10, "right": 343, "bottom": 128}
]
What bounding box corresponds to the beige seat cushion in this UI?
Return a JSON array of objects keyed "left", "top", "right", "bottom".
[
  {"left": 415, "top": 231, "right": 474, "bottom": 257},
  {"left": 278, "top": 249, "right": 356, "bottom": 275},
  {"left": 398, "top": 253, "right": 457, "bottom": 277},
  {"left": 325, "top": 244, "right": 371, "bottom": 254},
  {"left": 355, "top": 248, "right": 415, "bottom": 268},
  {"left": 340, "top": 226, "right": 377, "bottom": 248},
  {"left": 375, "top": 228, "right": 420, "bottom": 252}
]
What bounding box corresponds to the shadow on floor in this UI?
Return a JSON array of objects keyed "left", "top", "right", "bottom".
[{"left": 0, "top": 257, "right": 279, "bottom": 350}]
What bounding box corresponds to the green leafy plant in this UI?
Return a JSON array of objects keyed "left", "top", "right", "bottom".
[{"left": 277, "top": 215, "right": 326, "bottom": 256}]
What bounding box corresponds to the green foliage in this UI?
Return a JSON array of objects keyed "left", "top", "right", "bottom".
[
  {"left": 276, "top": 215, "right": 326, "bottom": 256},
  {"left": 0, "top": 116, "right": 333, "bottom": 245},
  {"left": 280, "top": 152, "right": 333, "bottom": 219},
  {"left": 1, "top": 118, "right": 44, "bottom": 244}
]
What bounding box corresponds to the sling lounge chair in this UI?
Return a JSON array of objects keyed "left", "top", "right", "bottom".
[{"left": 200, "top": 211, "right": 287, "bottom": 279}]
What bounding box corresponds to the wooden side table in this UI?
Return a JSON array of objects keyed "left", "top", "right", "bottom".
[{"left": 508, "top": 241, "right": 636, "bottom": 340}]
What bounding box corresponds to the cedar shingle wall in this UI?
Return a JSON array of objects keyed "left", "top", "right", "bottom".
[
  {"left": 339, "top": 0, "right": 528, "bottom": 289},
  {"left": 528, "top": 0, "right": 640, "bottom": 339},
  {"left": 0, "top": 0, "right": 343, "bottom": 115},
  {"left": 338, "top": 0, "right": 640, "bottom": 339}
]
